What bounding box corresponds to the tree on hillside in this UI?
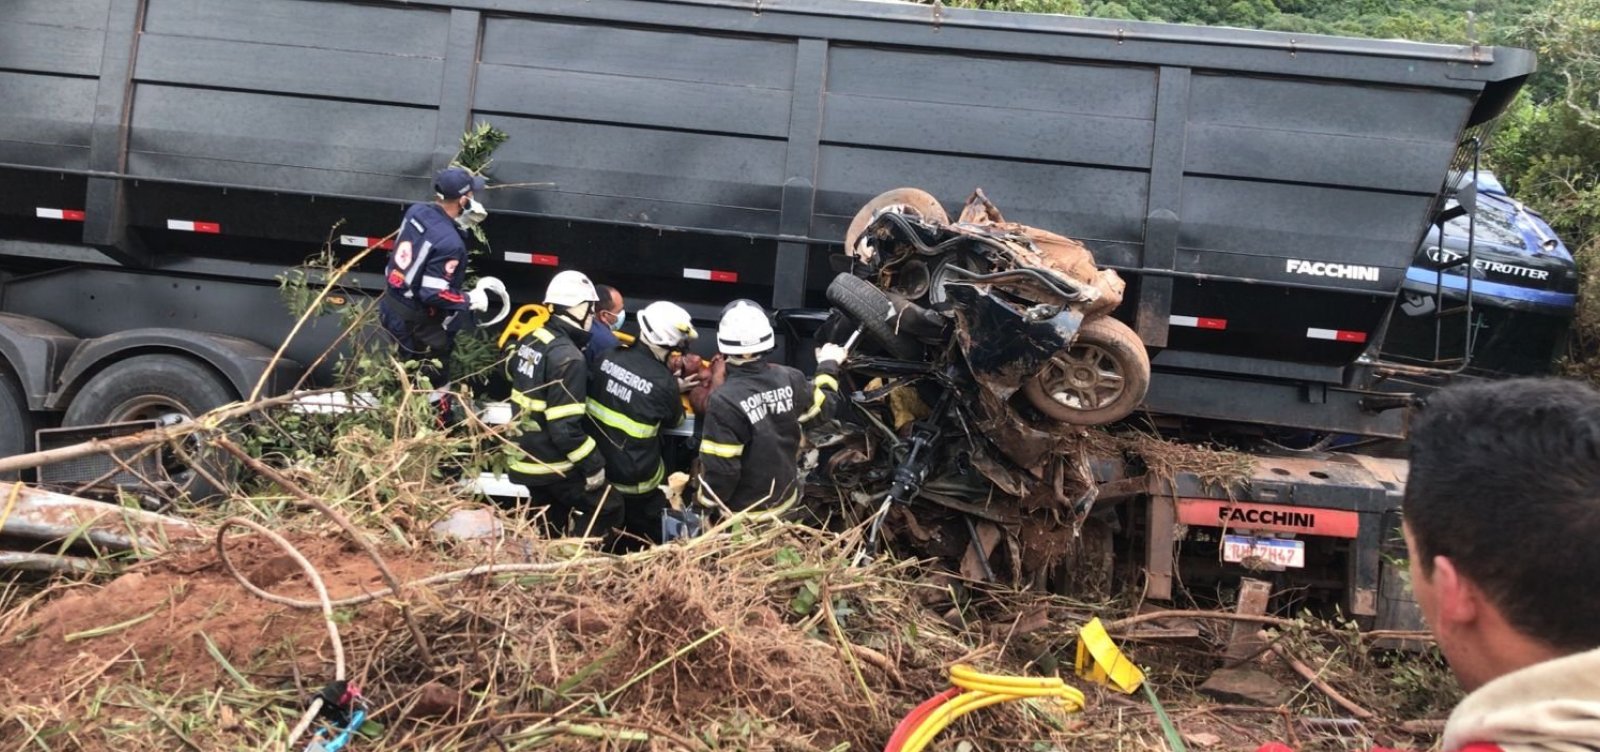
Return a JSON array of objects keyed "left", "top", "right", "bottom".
[{"left": 1494, "top": 0, "right": 1600, "bottom": 376}]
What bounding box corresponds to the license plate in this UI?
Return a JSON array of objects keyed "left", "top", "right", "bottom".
[{"left": 1222, "top": 535, "right": 1305, "bottom": 568}]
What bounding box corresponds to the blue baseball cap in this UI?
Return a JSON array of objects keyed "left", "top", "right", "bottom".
[{"left": 434, "top": 167, "right": 486, "bottom": 198}]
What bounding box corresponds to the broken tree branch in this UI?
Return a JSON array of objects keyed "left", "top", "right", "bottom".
[
  {"left": 1104, "top": 609, "right": 1303, "bottom": 633},
  {"left": 247, "top": 233, "right": 391, "bottom": 403},
  {"left": 1105, "top": 610, "right": 1432, "bottom": 643},
  {"left": 1264, "top": 635, "right": 1375, "bottom": 720},
  {"left": 1400, "top": 719, "right": 1447, "bottom": 734},
  {"left": 0, "top": 390, "right": 313, "bottom": 477},
  {"left": 1364, "top": 630, "right": 1435, "bottom": 642}
]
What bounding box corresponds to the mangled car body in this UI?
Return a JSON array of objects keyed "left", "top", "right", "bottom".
[
  {"left": 833, "top": 188, "right": 1150, "bottom": 428},
  {"left": 812, "top": 189, "right": 1149, "bottom": 586},
  {"left": 808, "top": 177, "right": 1568, "bottom": 635}
]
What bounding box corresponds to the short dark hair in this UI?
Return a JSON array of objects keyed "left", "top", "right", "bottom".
[
  {"left": 1405, "top": 377, "right": 1600, "bottom": 651},
  {"left": 595, "top": 284, "right": 622, "bottom": 313}
]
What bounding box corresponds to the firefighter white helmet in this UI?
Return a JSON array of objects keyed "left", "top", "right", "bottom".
[
  {"left": 637, "top": 301, "right": 698, "bottom": 348},
  {"left": 716, "top": 301, "right": 774, "bottom": 356},
  {"left": 543, "top": 270, "right": 598, "bottom": 308}
]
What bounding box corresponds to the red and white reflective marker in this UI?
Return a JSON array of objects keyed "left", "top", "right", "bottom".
[
  {"left": 1306, "top": 327, "right": 1367, "bottom": 343},
  {"left": 504, "top": 252, "right": 560, "bottom": 266},
  {"left": 683, "top": 268, "right": 738, "bottom": 283},
  {"left": 36, "top": 208, "right": 85, "bottom": 221},
  {"left": 339, "top": 235, "right": 394, "bottom": 250},
  {"left": 167, "top": 219, "right": 221, "bottom": 234},
  {"left": 1170, "top": 315, "right": 1228, "bottom": 330}
]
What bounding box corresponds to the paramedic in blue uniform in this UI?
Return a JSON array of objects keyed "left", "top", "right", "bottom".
[{"left": 378, "top": 167, "right": 497, "bottom": 417}]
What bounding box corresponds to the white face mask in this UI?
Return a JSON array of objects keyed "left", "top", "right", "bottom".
[
  {"left": 611, "top": 309, "right": 626, "bottom": 331},
  {"left": 455, "top": 197, "right": 487, "bottom": 230}
]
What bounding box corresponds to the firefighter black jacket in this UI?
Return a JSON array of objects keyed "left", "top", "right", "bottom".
[
  {"left": 696, "top": 358, "right": 840, "bottom": 511},
  {"left": 586, "top": 343, "right": 684, "bottom": 494},
  {"left": 506, "top": 315, "right": 603, "bottom": 484}
]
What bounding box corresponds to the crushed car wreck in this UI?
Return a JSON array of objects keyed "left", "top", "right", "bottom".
[
  {"left": 834, "top": 188, "right": 1149, "bottom": 428},
  {"left": 811, "top": 189, "right": 1149, "bottom": 589},
  {"left": 804, "top": 177, "right": 1572, "bottom": 635}
]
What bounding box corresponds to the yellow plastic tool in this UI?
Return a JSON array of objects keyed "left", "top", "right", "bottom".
[
  {"left": 1074, "top": 617, "right": 1145, "bottom": 694},
  {"left": 498, "top": 303, "right": 637, "bottom": 348},
  {"left": 498, "top": 303, "right": 549, "bottom": 348}
]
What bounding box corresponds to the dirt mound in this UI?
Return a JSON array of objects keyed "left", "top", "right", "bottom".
[
  {"left": 0, "top": 532, "right": 432, "bottom": 699},
  {"left": 0, "top": 514, "right": 1457, "bottom": 752},
  {"left": 598, "top": 556, "right": 863, "bottom": 745},
  {"left": 335, "top": 532, "right": 951, "bottom": 751}
]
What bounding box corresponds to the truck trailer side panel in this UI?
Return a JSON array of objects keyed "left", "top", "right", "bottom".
[{"left": 0, "top": 0, "right": 1535, "bottom": 435}]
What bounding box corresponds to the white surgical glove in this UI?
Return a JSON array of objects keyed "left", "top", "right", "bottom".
[
  {"left": 469, "top": 276, "right": 510, "bottom": 326},
  {"left": 677, "top": 373, "right": 703, "bottom": 394},
  {"left": 477, "top": 275, "right": 507, "bottom": 297},
  {"left": 815, "top": 343, "right": 848, "bottom": 367},
  {"left": 585, "top": 469, "right": 607, "bottom": 492}
]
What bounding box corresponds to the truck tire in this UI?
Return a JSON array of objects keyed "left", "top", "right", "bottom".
[
  {"left": 1023, "top": 317, "right": 1150, "bottom": 426},
  {"left": 0, "top": 368, "right": 32, "bottom": 481},
  {"left": 844, "top": 188, "right": 949, "bottom": 258},
  {"left": 826, "top": 273, "right": 923, "bottom": 360},
  {"left": 63, "top": 354, "right": 238, "bottom": 501}
]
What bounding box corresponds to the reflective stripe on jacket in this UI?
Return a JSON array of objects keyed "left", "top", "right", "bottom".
[
  {"left": 696, "top": 358, "right": 839, "bottom": 511},
  {"left": 586, "top": 343, "right": 684, "bottom": 494},
  {"left": 507, "top": 317, "right": 602, "bottom": 482}
]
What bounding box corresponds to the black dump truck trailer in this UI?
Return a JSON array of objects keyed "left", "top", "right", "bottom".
[{"left": 0, "top": 0, "right": 1543, "bottom": 624}]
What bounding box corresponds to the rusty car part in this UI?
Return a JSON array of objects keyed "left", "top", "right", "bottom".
[{"left": 845, "top": 187, "right": 949, "bottom": 262}]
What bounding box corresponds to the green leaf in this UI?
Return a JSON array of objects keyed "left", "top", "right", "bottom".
[
  {"left": 773, "top": 546, "right": 803, "bottom": 567},
  {"left": 789, "top": 580, "right": 820, "bottom": 615}
]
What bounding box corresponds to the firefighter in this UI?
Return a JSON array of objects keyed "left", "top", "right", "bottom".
[
  {"left": 586, "top": 301, "right": 702, "bottom": 549},
  {"left": 377, "top": 166, "right": 503, "bottom": 418},
  {"left": 695, "top": 302, "right": 847, "bottom": 513},
  {"left": 505, "top": 270, "right": 614, "bottom": 536}
]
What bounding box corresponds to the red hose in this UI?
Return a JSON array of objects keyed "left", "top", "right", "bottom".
[{"left": 885, "top": 687, "right": 962, "bottom": 752}]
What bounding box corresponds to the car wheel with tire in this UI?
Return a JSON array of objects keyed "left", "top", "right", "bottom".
[
  {"left": 63, "top": 354, "right": 238, "bottom": 501},
  {"left": 0, "top": 367, "right": 33, "bottom": 481},
  {"left": 825, "top": 273, "right": 923, "bottom": 360},
  {"left": 1023, "top": 317, "right": 1150, "bottom": 426}
]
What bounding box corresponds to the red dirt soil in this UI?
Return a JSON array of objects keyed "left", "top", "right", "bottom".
[{"left": 0, "top": 532, "right": 436, "bottom": 700}]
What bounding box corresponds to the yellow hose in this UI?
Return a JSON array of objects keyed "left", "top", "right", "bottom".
[
  {"left": 900, "top": 665, "right": 1086, "bottom": 752},
  {"left": 903, "top": 691, "right": 1012, "bottom": 752}
]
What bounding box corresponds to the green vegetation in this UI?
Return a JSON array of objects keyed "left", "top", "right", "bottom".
[
  {"left": 1496, "top": 0, "right": 1600, "bottom": 379},
  {"left": 939, "top": 0, "right": 1600, "bottom": 381},
  {"left": 950, "top": 0, "right": 1542, "bottom": 41}
]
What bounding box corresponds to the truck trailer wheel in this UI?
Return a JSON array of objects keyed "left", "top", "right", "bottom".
[
  {"left": 63, "top": 354, "right": 238, "bottom": 501},
  {"left": 844, "top": 188, "right": 949, "bottom": 260},
  {"left": 0, "top": 368, "right": 33, "bottom": 480},
  {"left": 826, "top": 273, "right": 923, "bottom": 360},
  {"left": 1023, "top": 317, "right": 1150, "bottom": 426}
]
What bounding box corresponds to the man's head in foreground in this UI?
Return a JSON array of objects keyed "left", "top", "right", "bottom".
[{"left": 1404, "top": 377, "right": 1600, "bottom": 691}]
